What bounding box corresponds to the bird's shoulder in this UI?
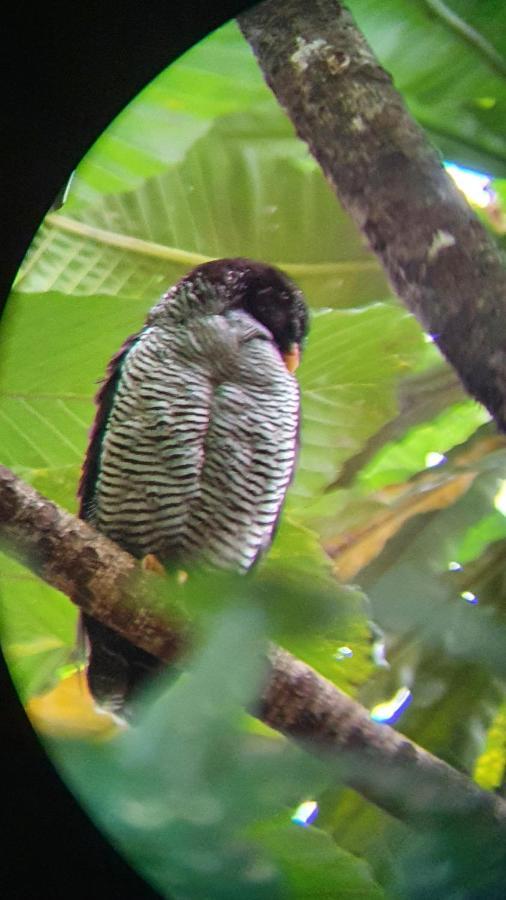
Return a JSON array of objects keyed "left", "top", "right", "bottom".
[{"left": 128, "top": 311, "right": 288, "bottom": 390}]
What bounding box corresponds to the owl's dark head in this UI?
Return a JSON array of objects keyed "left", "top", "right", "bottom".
[{"left": 185, "top": 257, "right": 309, "bottom": 362}]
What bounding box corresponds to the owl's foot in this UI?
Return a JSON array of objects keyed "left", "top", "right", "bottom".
[
  {"left": 141, "top": 553, "right": 166, "bottom": 576},
  {"left": 141, "top": 555, "right": 188, "bottom": 585}
]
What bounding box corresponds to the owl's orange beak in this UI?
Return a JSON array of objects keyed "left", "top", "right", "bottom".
[{"left": 282, "top": 343, "right": 300, "bottom": 373}]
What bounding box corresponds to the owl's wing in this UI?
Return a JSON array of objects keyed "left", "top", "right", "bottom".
[
  {"left": 78, "top": 332, "right": 140, "bottom": 522},
  {"left": 87, "top": 324, "right": 215, "bottom": 561},
  {"left": 78, "top": 331, "right": 166, "bottom": 717}
]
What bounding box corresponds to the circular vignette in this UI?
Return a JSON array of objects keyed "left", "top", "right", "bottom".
[{"left": 2, "top": 4, "right": 256, "bottom": 899}]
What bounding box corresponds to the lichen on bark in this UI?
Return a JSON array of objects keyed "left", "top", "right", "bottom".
[{"left": 238, "top": 0, "right": 506, "bottom": 429}]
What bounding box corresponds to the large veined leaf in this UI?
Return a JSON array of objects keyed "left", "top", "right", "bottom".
[
  {"left": 0, "top": 292, "right": 425, "bottom": 506},
  {"left": 52, "top": 14, "right": 506, "bottom": 214},
  {"left": 0, "top": 292, "right": 146, "bottom": 476},
  {"left": 0, "top": 291, "right": 148, "bottom": 699},
  {"left": 61, "top": 23, "right": 278, "bottom": 207},
  {"left": 17, "top": 110, "right": 388, "bottom": 310},
  {"left": 292, "top": 305, "right": 426, "bottom": 503},
  {"left": 16, "top": 7, "right": 506, "bottom": 314}
]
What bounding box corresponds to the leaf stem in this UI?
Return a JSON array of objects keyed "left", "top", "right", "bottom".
[
  {"left": 45, "top": 212, "right": 379, "bottom": 277},
  {"left": 45, "top": 213, "right": 211, "bottom": 268}
]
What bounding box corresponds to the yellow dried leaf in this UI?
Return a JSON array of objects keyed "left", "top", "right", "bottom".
[
  {"left": 474, "top": 704, "right": 506, "bottom": 791},
  {"left": 331, "top": 472, "right": 475, "bottom": 581},
  {"left": 26, "top": 671, "right": 119, "bottom": 740}
]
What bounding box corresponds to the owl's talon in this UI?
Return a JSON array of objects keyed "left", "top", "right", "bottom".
[{"left": 142, "top": 553, "right": 165, "bottom": 576}]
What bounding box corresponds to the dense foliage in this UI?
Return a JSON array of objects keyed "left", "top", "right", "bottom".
[{"left": 1, "top": 2, "right": 505, "bottom": 897}]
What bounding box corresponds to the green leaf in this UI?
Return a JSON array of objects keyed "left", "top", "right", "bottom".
[
  {"left": 0, "top": 557, "right": 77, "bottom": 700},
  {"left": 361, "top": 463, "right": 506, "bottom": 669},
  {"left": 18, "top": 110, "right": 388, "bottom": 309},
  {"left": 0, "top": 291, "right": 146, "bottom": 475},
  {"left": 0, "top": 291, "right": 148, "bottom": 702},
  {"left": 457, "top": 510, "right": 506, "bottom": 562},
  {"left": 65, "top": 23, "right": 273, "bottom": 207},
  {"left": 292, "top": 305, "right": 426, "bottom": 503},
  {"left": 62, "top": 12, "right": 506, "bottom": 215},
  {"left": 348, "top": 0, "right": 506, "bottom": 175},
  {"left": 474, "top": 699, "right": 506, "bottom": 790},
  {"left": 251, "top": 816, "right": 385, "bottom": 899},
  {"left": 48, "top": 611, "right": 334, "bottom": 900},
  {"left": 355, "top": 463, "right": 506, "bottom": 774},
  {"left": 359, "top": 400, "right": 490, "bottom": 490}
]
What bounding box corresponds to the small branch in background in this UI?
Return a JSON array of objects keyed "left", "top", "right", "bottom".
[
  {"left": 331, "top": 364, "right": 465, "bottom": 489},
  {"left": 238, "top": 0, "right": 506, "bottom": 431},
  {"left": 422, "top": 0, "right": 506, "bottom": 78},
  {"left": 260, "top": 645, "right": 506, "bottom": 829},
  {"left": 2, "top": 463, "right": 506, "bottom": 834}
]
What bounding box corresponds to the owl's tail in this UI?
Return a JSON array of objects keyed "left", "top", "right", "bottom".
[{"left": 81, "top": 613, "right": 164, "bottom": 719}]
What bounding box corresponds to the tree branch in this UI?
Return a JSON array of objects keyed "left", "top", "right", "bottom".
[
  {"left": 330, "top": 363, "right": 465, "bottom": 488},
  {"left": 2, "top": 463, "right": 506, "bottom": 834},
  {"left": 0, "top": 465, "right": 189, "bottom": 664},
  {"left": 238, "top": 0, "right": 506, "bottom": 430}
]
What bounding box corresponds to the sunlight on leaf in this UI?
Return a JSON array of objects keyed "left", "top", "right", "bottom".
[
  {"left": 328, "top": 472, "right": 476, "bottom": 582},
  {"left": 27, "top": 671, "right": 119, "bottom": 739},
  {"left": 474, "top": 701, "right": 506, "bottom": 790},
  {"left": 359, "top": 401, "right": 490, "bottom": 491}
]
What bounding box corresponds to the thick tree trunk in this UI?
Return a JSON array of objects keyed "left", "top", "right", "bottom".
[{"left": 238, "top": 0, "right": 506, "bottom": 429}]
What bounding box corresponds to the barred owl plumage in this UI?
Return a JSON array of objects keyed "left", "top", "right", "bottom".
[{"left": 79, "top": 258, "right": 309, "bottom": 715}]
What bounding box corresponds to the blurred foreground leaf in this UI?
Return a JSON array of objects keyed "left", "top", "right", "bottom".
[{"left": 47, "top": 610, "right": 382, "bottom": 899}]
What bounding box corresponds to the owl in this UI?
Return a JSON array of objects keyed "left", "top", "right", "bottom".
[{"left": 79, "top": 258, "right": 309, "bottom": 715}]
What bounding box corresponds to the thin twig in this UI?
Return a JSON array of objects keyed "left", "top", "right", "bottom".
[{"left": 423, "top": 0, "right": 506, "bottom": 78}]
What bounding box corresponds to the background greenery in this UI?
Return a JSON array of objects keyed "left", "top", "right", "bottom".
[{"left": 1, "top": 1, "right": 506, "bottom": 897}]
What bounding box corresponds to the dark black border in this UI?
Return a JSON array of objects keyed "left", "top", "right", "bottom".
[{"left": 1, "top": 3, "right": 253, "bottom": 897}]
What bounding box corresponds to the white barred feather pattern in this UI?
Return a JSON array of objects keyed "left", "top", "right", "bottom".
[
  {"left": 80, "top": 258, "right": 308, "bottom": 714},
  {"left": 92, "top": 310, "right": 300, "bottom": 571}
]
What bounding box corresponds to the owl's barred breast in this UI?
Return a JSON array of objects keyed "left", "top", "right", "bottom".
[
  {"left": 81, "top": 258, "right": 309, "bottom": 714},
  {"left": 93, "top": 310, "right": 300, "bottom": 571}
]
